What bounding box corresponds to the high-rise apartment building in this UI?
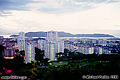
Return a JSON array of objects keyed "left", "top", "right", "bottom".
[
  {"left": 47, "top": 30, "right": 58, "bottom": 42},
  {"left": 0, "top": 36, "right": 3, "bottom": 40},
  {"left": 25, "top": 42, "right": 35, "bottom": 63},
  {"left": 58, "top": 40, "right": 64, "bottom": 53},
  {"left": 39, "top": 31, "right": 65, "bottom": 61},
  {"left": 45, "top": 41, "right": 56, "bottom": 61},
  {"left": 47, "top": 30, "right": 59, "bottom": 53},
  {"left": 78, "top": 46, "right": 94, "bottom": 54},
  {"left": 88, "top": 47, "right": 94, "bottom": 54},
  {"left": 4, "top": 47, "right": 15, "bottom": 59},
  {"left": 38, "top": 40, "right": 46, "bottom": 50},
  {"left": 94, "top": 47, "right": 103, "bottom": 55},
  {"left": 17, "top": 32, "right": 25, "bottom": 51},
  {"left": 45, "top": 31, "right": 60, "bottom": 61}
]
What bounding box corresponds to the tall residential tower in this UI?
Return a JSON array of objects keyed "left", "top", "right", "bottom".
[
  {"left": 44, "top": 31, "right": 65, "bottom": 61},
  {"left": 25, "top": 42, "right": 35, "bottom": 63},
  {"left": 17, "top": 32, "right": 25, "bottom": 51},
  {"left": 44, "top": 31, "right": 59, "bottom": 61}
]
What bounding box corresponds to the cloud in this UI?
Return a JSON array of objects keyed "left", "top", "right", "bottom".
[
  {"left": 0, "top": 27, "right": 10, "bottom": 35},
  {"left": 107, "top": 0, "right": 120, "bottom": 3},
  {"left": 0, "top": 0, "right": 120, "bottom": 15},
  {"left": 29, "top": 0, "right": 93, "bottom": 13},
  {"left": 0, "top": 0, "right": 39, "bottom": 16},
  {"left": 74, "top": 0, "right": 107, "bottom": 3},
  {"left": 74, "top": 0, "right": 120, "bottom": 3},
  {"left": 0, "top": 0, "right": 120, "bottom": 37},
  {"left": 28, "top": 0, "right": 120, "bottom": 13}
]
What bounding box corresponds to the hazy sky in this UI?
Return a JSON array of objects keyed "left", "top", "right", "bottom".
[{"left": 0, "top": 0, "right": 120, "bottom": 37}]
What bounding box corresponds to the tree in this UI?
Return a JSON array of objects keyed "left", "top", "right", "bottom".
[
  {"left": 35, "top": 47, "right": 44, "bottom": 61},
  {"left": 15, "top": 49, "right": 19, "bottom": 54},
  {"left": 43, "top": 58, "right": 50, "bottom": 66},
  {"left": 0, "top": 45, "right": 5, "bottom": 75},
  {"left": 19, "top": 50, "right": 25, "bottom": 57},
  {"left": 13, "top": 55, "right": 24, "bottom": 65},
  {"left": 0, "top": 45, "right": 5, "bottom": 59},
  {"left": 64, "top": 48, "right": 69, "bottom": 56},
  {"left": 56, "top": 52, "right": 64, "bottom": 57},
  {"left": 56, "top": 52, "right": 65, "bottom": 61},
  {"left": 58, "top": 56, "right": 64, "bottom": 61}
]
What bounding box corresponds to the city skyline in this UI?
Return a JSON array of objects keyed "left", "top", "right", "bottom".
[{"left": 0, "top": 0, "right": 120, "bottom": 37}]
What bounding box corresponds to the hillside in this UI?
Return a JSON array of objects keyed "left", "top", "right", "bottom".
[{"left": 10, "top": 31, "right": 114, "bottom": 37}]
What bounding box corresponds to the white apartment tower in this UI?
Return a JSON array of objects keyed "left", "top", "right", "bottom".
[
  {"left": 47, "top": 30, "right": 58, "bottom": 42},
  {"left": 45, "top": 31, "right": 59, "bottom": 61},
  {"left": 78, "top": 46, "right": 94, "bottom": 54},
  {"left": 45, "top": 42, "right": 56, "bottom": 61},
  {"left": 47, "top": 31, "right": 59, "bottom": 53},
  {"left": 25, "top": 42, "right": 35, "bottom": 63},
  {"left": 38, "top": 40, "right": 46, "bottom": 50},
  {"left": 94, "top": 47, "right": 103, "bottom": 55},
  {"left": 88, "top": 47, "right": 94, "bottom": 54},
  {"left": 58, "top": 40, "right": 64, "bottom": 53},
  {"left": 17, "top": 32, "right": 25, "bottom": 51},
  {"left": 43, "top": 30, "right": 65, "bottom": 61}
]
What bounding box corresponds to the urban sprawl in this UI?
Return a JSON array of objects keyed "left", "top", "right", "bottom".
[
  {"left": 0, "top": 31, "right": 120, "bottom": 80},
  {"left": 0, "top": 31, "right": 120, "bottom": 63}
]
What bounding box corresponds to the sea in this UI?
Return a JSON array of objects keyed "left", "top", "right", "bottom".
[
  {"left": 0, "top": 35, "right": 11, "bottom": 38},
  {"left": 0, "top": 34, "right": 116, "bottom": 40},
  {"left": 60, "top": 37, "right": 114, "bottom": 40}
]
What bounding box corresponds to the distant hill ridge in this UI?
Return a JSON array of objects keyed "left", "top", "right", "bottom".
[{"left": 10, "top": 31, "right": 114, "bottom": 37}]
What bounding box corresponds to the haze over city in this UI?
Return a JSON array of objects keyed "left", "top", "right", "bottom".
[{"left": 0, "top": 0, "right": 120, "bottom": 37}]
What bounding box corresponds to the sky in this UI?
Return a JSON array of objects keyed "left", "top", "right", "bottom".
[{"left": 0, "top": 0, "right": 120, "bottom": 37}]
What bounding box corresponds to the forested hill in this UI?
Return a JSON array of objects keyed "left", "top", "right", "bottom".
[{"left": 10, "top": 31, "right": 114, "bottom": 37}]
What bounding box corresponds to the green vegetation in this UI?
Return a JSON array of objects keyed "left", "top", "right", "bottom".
[
  {"left": 0, "top": 45, "right": 5, "bottom": 57},
  {"left": 0, "top": 45, "right": 5, "bottom": 75},
  {"left": 35, "top": 47, "right": 44, "bottom": 61},
  {"left": 1, "top": 54, "right": 120, "bottom": 80},
  {"left": 19, "top": 50, "right": 25, "bottom": 57},
  {"left": 37, "top": 57, "right": 120, "bottom": 80},
  {"left": 51, "top": 61, "right": 69, "bottom": 66},
  {"left": 1, "top": 47, "right": 120, "bottom": 80}
]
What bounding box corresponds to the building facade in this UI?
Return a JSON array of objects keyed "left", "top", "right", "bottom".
[
  {"left": 17, "top": 32, "right": 25, "bottom": 51},
  {"left": 45, "top": 31, "right": 61, "bottom": 61},
  {"left": 78, "top": 46, "right": 94, "bottom": 54},
  {"left": 4, "top": 47, "right": 15, "bottom": 59},
  {"left": 58, "top": 40, "right": 64, "bottom": 53},
  {"left": 38, "top": 40, "right": 46, "bottom": 50},
  {"left": 45, "top": 41, "right": 56, "bottom": 61},
  {"left": 25, "top": 42, "right": 35, "bottom": 63}
]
